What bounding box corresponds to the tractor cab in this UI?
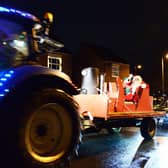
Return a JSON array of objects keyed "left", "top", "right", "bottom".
[
  {"left": 0, "top": 6, "right": 64, "bottom": 70},
  {"left": 0, "top": 18, "right": 30, "bottom": 68}
]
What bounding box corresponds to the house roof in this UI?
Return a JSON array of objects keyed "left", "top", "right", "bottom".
[{"left": 78, "top": 43, "right": 128, "bottom": 64}]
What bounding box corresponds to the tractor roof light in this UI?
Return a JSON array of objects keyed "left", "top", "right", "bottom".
[{"left": 0, "top": 6, "right": 39, "bottom": 22}]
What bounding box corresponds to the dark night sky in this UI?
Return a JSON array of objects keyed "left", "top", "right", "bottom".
[{"left": 0, "top": 1, "right": 167, "bottom": 92}]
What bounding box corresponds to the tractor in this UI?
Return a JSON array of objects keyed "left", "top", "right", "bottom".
[{"left": 0, "top": 6, "right": 80, "bottom": 168}]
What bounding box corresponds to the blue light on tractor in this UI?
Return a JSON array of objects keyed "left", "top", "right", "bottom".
[
  {"left": 4, "top": 89, "right": 9, "bottom": 92},
  {"left": 9, "top": 70, "right": 14, "bottom": 74},
  {"left": 0, "top": 6, "right": 39, "bottom": 21},
  {"left": 4, "top": 73, "right": 11, "bottom": 78},
  {"left": 0, "top": 69, "right": 15, "bottom": 97},
  {"left": 0, "top": 78, "right": 7, "bottom": 81}
]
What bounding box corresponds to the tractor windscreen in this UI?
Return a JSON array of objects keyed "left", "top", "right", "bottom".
[{"left": 0, "top": 19, "right": 29, "bottom": 69}]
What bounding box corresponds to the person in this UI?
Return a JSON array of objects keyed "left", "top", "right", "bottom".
[
  {"left": 123, "top": 74, "right": 147, "bottom": 103},
  {"left": 123, "top": 74, "right": 133, "bottom": 96}
]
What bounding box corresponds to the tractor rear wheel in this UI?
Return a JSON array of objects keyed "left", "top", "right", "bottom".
[{"left": 2, "top": 89, "right": 80, "bottom": 168}]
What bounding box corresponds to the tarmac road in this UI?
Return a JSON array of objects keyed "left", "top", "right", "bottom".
[{"left": 70, "top": 125, "right": 168, "bottom": 168}]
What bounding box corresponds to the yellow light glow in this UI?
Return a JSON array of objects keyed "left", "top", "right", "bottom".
[{"left": 44, "top": 12, "right": 53, "bottom": 23}]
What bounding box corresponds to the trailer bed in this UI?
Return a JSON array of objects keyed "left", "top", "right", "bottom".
[{"left": 108, "top": 111, "right": 166, "bottom": 119}]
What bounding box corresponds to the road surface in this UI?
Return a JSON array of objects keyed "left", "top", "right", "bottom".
[{"left": 70, "top": 125, "right": 168, "bottom": 168}]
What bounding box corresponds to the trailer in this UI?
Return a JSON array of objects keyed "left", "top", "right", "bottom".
[{"left": 74, "top": 67, "right": 166, "bottom": 139}]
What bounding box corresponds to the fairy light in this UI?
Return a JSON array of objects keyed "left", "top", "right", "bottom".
[{"left": 0, "top": 69, "right": 15, "bottom": 97}]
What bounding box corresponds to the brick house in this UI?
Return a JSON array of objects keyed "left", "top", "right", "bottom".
[
  {"left": 71, "top": 44, "right": 130, "bottom": 87},
  {"left": 37, "top": 44, "right": 130, "bottom": 87}
]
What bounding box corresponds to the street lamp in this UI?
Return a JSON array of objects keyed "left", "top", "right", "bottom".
[
  {"left": 161, "top": 53, "right": 168, "bottom": 94},
  {"left": 134, "top": 64, "right": 142, "bottom": 75}
]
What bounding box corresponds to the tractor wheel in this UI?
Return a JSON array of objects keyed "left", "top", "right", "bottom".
[
  {"left": 2, "top": 89, "right": 80, "bottom": 168},
  {"left": 140, "top": 118, "right": 156, "bottom": 140}
]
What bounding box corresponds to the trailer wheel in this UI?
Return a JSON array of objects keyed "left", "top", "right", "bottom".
[
  {"left": 140, "top": 118, "right": 156, "bottom": 140},
  {"left": 2, "top": 89, "right": 80, "bottom": 168}
]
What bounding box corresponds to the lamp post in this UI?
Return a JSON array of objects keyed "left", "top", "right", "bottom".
[{"left": 161, "top": 53, "right": 168, "bottom": 94}]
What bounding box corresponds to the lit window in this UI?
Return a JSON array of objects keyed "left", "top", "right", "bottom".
[
  {"left": 112, "top": 64, "right": 120, "bottom": 77},
  {"left": 47, "top": 56, "right": 62, "bottom": 71}
]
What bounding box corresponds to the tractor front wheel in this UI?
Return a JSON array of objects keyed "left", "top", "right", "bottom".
[{"left": 2, "top": 89, "right": 80, "bottom": 168}]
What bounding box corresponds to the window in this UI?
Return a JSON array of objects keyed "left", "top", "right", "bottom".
[
  {"left": 112, "top": 64, "right": 120, "bottom": 77},
  {"left": 47, "top": 56, "right": 62, "bottom": 71}
]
